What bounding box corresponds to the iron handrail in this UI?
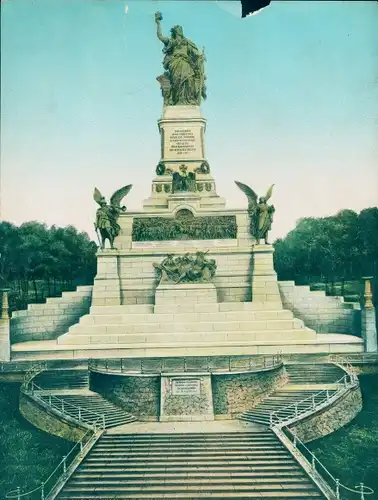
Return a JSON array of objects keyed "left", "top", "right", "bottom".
[
  {"left": 88, "top": 354, "right": 283, "bottom": 374},
  {"left": 279, "top": 426, "right": 374, "bottom": 500},
  {"left": 24, "top": 381, "right": 105, "bottom": 424},
  {"left": 5, "top": 425, "right": 101, "bottom": 500},
  {"left": 269, "top": 362, "right": 373, "bottom": 499},
  {"left": 269, "top": 374, "right": 354, "bottom": 425}
]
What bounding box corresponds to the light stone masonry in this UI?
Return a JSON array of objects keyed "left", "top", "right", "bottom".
[{"left": 278, "top": 281, "right": 361, "bottom": 335}]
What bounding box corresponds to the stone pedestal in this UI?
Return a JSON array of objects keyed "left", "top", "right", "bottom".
[
  {"left": 159, "top": 105, "right": 206, "bottom": 171},
  {"left": 143, "top": 105, "right": 225, "bottom": 211},
  {"left": 361, "top": 308, "right": 377, "bottom": 352},
  {"left": 251, "top": 245, "right": 282, "bottom": 306},
  {"left": 92, "top": 253, "right": 121, "bottom": 306},
  {"left": 0, "top": 319, "right": 10, "bottom": 362},
  {"left": 155, "top": 282, "right": 218, "bottom": 306},
  {"left": 160, "top": 373, "right": 214, "bottom": 421}
]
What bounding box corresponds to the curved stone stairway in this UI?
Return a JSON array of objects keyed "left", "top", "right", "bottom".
[
  {"left": 52, "top": 363, "right": 352, "bottom": 499},
  {"left": 239, "top": 363, "right": 345, "bottom": 426},
  {"left": 33, "top": 369, "right": 137, "bottom": 429}
]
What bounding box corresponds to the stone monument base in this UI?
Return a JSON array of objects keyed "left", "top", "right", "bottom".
[
  {"left": 160, "top": 373, "right": 214, "bottom": 421},
  {"left": 155, "top": 282, "right": 218, "bottom": 306}
]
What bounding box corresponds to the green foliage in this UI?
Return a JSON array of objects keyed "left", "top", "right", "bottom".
[
  {"left": 309, "top": 374, "right": 378, "bottom": 498},
  {"left": 132, "top": 215, "right": 237, "bottom": 241},
  {"left": 0, "top": 383, "right": 70, "bottom": 497},
  {"left": 274, "top": 207, "right": 378, "bottom": 301},
  {"left": 0, "top": 221, "right": 97, "bottom": 311}
]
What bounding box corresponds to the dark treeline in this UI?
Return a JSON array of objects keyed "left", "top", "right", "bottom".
[
  {"left": 0, "top": 221, "right": 97, "bottom": 311},
  {"left": 274, "top": 208, "right": 378, "bottom": 299}
]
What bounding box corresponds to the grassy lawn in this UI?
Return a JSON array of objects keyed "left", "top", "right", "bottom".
[
  {"left": 0, "top": 383, "right": 71, "bottom": 498},
  {"left": 309, "top": 374, "right": 378, "bottom": 497}
]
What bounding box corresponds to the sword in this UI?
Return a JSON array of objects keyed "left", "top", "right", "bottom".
[{"left": 94, "top": 223, "right": 102, "bottom": 249}]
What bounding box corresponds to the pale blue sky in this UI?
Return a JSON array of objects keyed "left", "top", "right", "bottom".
[{"left": 1, "top": 0, "right": 378, "bottom": 240}]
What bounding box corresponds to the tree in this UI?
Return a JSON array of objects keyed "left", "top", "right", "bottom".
[
  {"left": 274, "top": 207, "right": 377, "bottom": 300},
  {"left": 0, "top": 221, "right": 97, "bottom": 311}
]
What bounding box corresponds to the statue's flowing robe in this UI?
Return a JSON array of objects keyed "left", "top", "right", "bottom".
[
  {"left": 163, "top": 38, "right": 203, "bottom": 105},
  {"left": 96, "top": 206, "right": 121, "bottom": 237},
  {"left": 257, "top": 204, "right": 274, "bottom": 238}
]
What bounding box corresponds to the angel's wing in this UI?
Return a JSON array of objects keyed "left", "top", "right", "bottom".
[
  {"left": 110, "top": 184, "right": 133, "bottom": 207},
  {"left": 234, "top": 181, "right": 258, "bottom": 205},
  {"left": 93, "top": 187, "right": 104, "bottom": 206},
  {"left": 264, "top": 184, "right": 275, "bottom": 202}
]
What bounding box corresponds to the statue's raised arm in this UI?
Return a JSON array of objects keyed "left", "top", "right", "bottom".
[{"left": 155, "top": 12, "right": 169, "bottom": 44}]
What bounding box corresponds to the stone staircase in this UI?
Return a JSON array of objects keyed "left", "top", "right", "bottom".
[
  {"left": 11, "top": 286, "right": 93, "bottom": 342},
  {"left": 38, "top": 392, "right": 137, "bottom": 428},
  {"left": 239, "top": 389, "right": 337, "bottom": 426},
  {"left": 285, "top": 363, "right": 346, "bottom": 384},
  {"left": 238, "top": 363, "right": 344, "bottom": 426},
  {"left": 31, "top": 368, "right": 136, "bottom": 429},
  {"left": 57, "top": 302, "right": 316, "bottom": 347},
  {"left": 34, "top": 369, "right": 90, "bottom": 390},
  {"left": 58, "top": 431, "right": 325, "bottom": 499}
]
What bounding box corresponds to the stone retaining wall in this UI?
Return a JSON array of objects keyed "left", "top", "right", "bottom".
[
  {"left": 278, "top": 281, "right": 361, "bottom": 335},
  {"left": 212, "top": 365, "right": 287, "bottom": 418},
  {"left": 91, "top": 372, "right": 160, "bottom": 420},
  {"left": 290, "top": 384, "right": 362, "bottom": 443},
  {"left": 90, "top": 366, "right": 287, "bottom": 421},
  {"left": 19, "top": 392, "right": 87, "bottom": 442},
  {"left": 10, "top": 286, "right": 93, "bottom": 343}
]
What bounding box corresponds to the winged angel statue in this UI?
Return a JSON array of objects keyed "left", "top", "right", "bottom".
[
  {"left": 235, "top": 181, "right": 275, "bottom": 245},
  {"left": 93, "top": 185, "right": 132, "bottom": 250}
]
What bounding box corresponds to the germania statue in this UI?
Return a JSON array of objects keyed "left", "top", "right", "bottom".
[
  {"left": 93, "top": 185, "right": 132, "bottom": 250},
  {"left": 155, "top": 11, "right": 207, "bottom": 106},
  {"left": 235, "top": 181, "right": 275, "bottom": 245}
]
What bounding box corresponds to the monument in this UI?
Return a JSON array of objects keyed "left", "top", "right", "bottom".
[{"left": 49, "top": 12, "right": 364, "bottom": 373}]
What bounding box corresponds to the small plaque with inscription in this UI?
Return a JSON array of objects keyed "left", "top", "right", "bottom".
[{"left": 172, "top": 378, "right": 201, "bottom": 396}]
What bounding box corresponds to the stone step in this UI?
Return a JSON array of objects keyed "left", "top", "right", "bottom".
[
  {"left": 72, "top": 318, "right": 305, "bottom": 334},
  {"left": 90, "top": 305, "right": 154, "bottom": 315},
  {"left": 34, "top": 370, "right": 89, "bottom": 389},
  {"left": 84, "top": 457, "right": 296, "bottom": 465},
  {"left": 74, "top": 471, "right": 305, "bottom": 479},
  {"left": 68, "top": 477, "right": 312, "bottom": 486},
  {"left": 59, "top": 493, "right": 324, "bottom": 499},
  {"left": 11, "top": 306, "right": 89, "bottom": 318},
  {"left": 61, "top": 485, "right": 320, "bottom": 493},
  {"left": 154, "top": 301, "right": 284, "bottom": 314},
  {"left": 89, "top": 302, "right": 285, "bottom": 316},
  {"left": 58, "top": 329, "right": 314, "bottom": 346},
  {"left": 99, "top": 437, "right": 278, "bottom": 445},
  {"left": 45, "top": 295, "right": 91, "bottom": 305},
  {"left": 77, "top": 465, "right": 301, "bottom": 473},
  {"left": 80, "top": 309, "right": 295, "bottom": 326},
  {"left": 94, "top": 442, "right": 282, "bottom": 450},
  {"left": 88, "top": 449, "right": 289, "bottom": 457}
]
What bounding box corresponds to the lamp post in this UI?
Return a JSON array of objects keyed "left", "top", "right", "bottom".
[
  {"left": 361, "top": 277, "right": 374, "bottom": 309},
  {"left": 361, "top": 277, "right": 377, "bottom": 353}
]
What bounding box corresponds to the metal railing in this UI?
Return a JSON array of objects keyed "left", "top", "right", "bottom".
[
  {"left": 330, "top": 353, "right": 378, "bottom": 366},
  {"left": 23, "top": 380, "right": 106, "bottom": 429},
  {"left": 5, "top": 426, "right": 100, "bottom": 500},
  {"left": 270, "top": 360, "right": 373, "bottom": 500},
  {"left": 269, "top": 373, "right": 355, "bottom": 426},
  {"left": 89, "top": 354, "right": 283, "bottom": 374},
  {"left": 6, "top": 378, "right": 106, "bottom": 500},
  {"left": 275, "top": 426, "right": 374, "bottom": 500}
]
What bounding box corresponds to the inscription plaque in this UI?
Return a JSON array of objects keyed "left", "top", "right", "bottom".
[
  {"left": 172, "top": 378, "right": 201, "bottom": 396},
  {"left": 168, "top": 128, "right": 198, "bottom": 156}
]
